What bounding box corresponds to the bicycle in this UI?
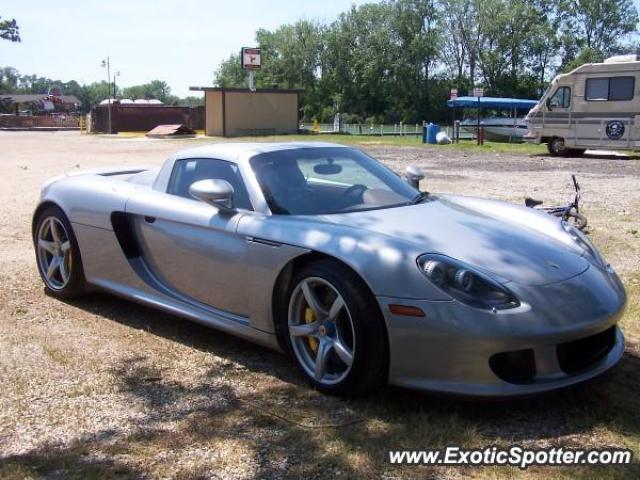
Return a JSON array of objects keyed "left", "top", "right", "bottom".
[{"left": 525, "top": 174, "right": 587, "bottom": 230}]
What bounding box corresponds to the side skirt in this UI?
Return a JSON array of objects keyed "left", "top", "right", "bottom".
[{"left": 90, "top": 276, "right": 283, "bottom": 352}]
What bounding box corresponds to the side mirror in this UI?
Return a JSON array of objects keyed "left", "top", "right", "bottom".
[
  {"left": 404, "top": 165, "right": 425, "bottom": 189},
  {"left": 546, "top": 98, "right": 553, "bottom": 111},
  {"left": 189, "top": 179, "right": 235, "bottom": 210}
]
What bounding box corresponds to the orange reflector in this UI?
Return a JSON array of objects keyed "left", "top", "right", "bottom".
[{"left": 388, "top": 304, "right": 426, "bottom": 317}]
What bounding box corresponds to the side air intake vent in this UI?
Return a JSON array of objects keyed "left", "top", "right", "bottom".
[{"left": 110, "top": 211, "right": 141, "bottom": 258}]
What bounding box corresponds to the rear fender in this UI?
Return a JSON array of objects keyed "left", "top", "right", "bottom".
[{"left": 38, "top": 174, "right": 140, "bottom": 230}]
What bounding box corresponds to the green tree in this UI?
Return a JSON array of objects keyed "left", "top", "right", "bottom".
[
  {"left": 213, "top": 54, "right": 246, "bottom": 87},
  {"left": 526, "top": 0, "right": 562, "bottom": 95},
  {"left": 439, "top": 0, "right": 468, "bottom": 83},
  {"left": 176, "top": 96, "right": 204, "bottom": 107},
  {"left": 390, "top": 0, "right": 440, "bottom": 112},
  {"left": 563, "top": 0, "right": 638, "bottom": 55},
  {"left": 0, "top": 15, "right": 20, "bottom": 42},
  {"left": 122, "top": 80, "right": 173, "bottom": 102},
  {"left": 0, "top": 66, "right": 20, "bottom": 92},
  {"left": 81, "top": 81, "right": 114, "bottom": 111},
  {"left": 256, "top": 20, "right": 324, "bottom": 90},
  {"left": 477, "top": 0, "right": 539, "bottom": 96}
]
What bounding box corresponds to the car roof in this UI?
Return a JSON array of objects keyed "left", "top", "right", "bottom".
[{"left": 172, "top": 141, "right": 350, "bottom": 163}]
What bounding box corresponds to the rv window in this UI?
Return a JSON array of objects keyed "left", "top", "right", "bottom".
[
  {"left": 586, "top": 76, "right": 635, "bottom": 101},
  {"left": 586, "top": 78, "right": 609, "bottom": 100},
  {"left": 548, "top": 87, "right": 570, "bottom": 108},
  {"left": 610, "top": 77, "right": 634, "bottom": 101}
]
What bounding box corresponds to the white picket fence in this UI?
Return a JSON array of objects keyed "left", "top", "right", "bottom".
[{"left": 300, "top": 122, "right": 473, "bottom": 139}]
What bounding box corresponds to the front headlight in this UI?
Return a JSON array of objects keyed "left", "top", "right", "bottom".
[
  {"left": 562, "top": 222, "right": 607, "bottom": 269},
  {"left": 417, "top": 254, "right": 520, "bottom": 310}
]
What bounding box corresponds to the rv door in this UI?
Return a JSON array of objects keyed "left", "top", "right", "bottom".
[{"left": 545, "top": 86, "right": 572, "bottom": 131}]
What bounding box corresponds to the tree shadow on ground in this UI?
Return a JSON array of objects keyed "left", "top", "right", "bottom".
[
  {"left": 17, "top": 291, "right": 638, "bottom": 479},
  {"left": 0, "top": 439, "right": 145, "bottom": 480},
  {"left": 65, "top": 291, "right": 303, "bottom": 387}
]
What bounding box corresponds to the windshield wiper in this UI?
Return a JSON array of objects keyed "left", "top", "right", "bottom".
[{"left": 409, "top": 191, "right": 428, "bottom": 205}]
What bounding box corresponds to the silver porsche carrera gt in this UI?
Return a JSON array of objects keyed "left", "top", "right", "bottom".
[{"left": 32, "top": 142, "right": 626, "bottom": 397}]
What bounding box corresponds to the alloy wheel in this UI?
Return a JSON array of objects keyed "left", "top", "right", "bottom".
[
  {"left": 36, "top": 216, "right": 72, "bottom": 290},
  {"left": 288, "top": 277, "right": 356, "bottom": 385}
]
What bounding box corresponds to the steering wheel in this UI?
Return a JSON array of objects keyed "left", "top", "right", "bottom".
[{"left": 341, "top": 184, "right": 367, "bottom": 202}]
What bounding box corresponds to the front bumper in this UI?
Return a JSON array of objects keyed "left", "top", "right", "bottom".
[
  {"left": 379, "top": 264, "right": 626, "bottom": 397},
  {"left": 523, "top": 130, "right": 541, "bottom": 144}
]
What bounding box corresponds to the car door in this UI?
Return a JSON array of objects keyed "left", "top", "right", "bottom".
[{"left": 125, "top": 158, "right": 253, "bottom": 317}]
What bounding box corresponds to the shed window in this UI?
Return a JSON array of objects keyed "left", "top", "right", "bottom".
[{"left": 586, "top": 76, "right": 635, "bottom": 101}]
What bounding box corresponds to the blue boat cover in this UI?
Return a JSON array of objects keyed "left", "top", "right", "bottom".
[{"left": 447, "top": 96, "right": 538, "bottom": 110}]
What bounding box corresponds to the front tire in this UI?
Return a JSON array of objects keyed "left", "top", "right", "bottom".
[
  {"left": 33, "top": 205, "right": 86, "bottom": 299},
  {"left": 548, "top": 137, "right": 567, "bottom": 157},
  {"left": 283, "top": 259, "right": 388, "bottom": 396}
]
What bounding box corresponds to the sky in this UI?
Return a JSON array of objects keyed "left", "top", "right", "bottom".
[
  {"left": 1, "top": 0, "right": 639, "bottom": 98},
  {"left": 0, "top": 0, "right": 372, "bottom": 98}
]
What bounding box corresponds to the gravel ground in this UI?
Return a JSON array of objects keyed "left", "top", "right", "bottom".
[{"left": 0, "top": 131, "right": 639, "bottom": 479}]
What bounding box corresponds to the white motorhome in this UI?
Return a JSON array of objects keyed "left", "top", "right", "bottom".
[{"left": 525, "top": 54, "right": 640, "bottom": 155}]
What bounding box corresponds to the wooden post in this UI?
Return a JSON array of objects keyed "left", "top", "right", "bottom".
[
  {"left": 452, "top": 105, "right": 456, "bottom": 140},
  {"left": 477, "top": 96, "right": 481, "bottom": 146}
]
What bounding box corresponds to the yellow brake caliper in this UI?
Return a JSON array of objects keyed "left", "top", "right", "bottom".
[{"left": 305, "top": 307, "right": 319, "bottom": 353}]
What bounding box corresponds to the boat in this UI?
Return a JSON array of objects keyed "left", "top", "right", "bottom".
[
  {"left": 447, "top": 96, "right": 538, "bottom": 143},
  {"left": 460, "top": 117, "right": 529, "bottom": 143}
]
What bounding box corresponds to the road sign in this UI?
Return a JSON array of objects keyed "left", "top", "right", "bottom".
[
  {"left": 450, "top": 88, "right": 458, "bottom": 99},
  {"left": 473, "top": 87, "right": 484, "bottom": 97},
  {"left": 241, "top": 47, "right": 261, "bottom": 70}
]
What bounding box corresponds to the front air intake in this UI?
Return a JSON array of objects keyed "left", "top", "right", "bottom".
[
  {"left": 489, "top": 348, "right": 536, "bottom": 384},
  {"left": 556, "top": 326, "right": 616, "bottom": 375}
]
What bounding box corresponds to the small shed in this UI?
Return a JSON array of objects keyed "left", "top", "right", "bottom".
[{"left": 190, "top": 87, "right": 303, "bottom": 137}]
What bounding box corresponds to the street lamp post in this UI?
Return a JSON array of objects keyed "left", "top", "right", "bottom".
[
  {"left": 101, "top": 57, "right": 112, "bottom": 134},
  {"left": 113, "top": 71, "right": 120, "bottom": 100}
]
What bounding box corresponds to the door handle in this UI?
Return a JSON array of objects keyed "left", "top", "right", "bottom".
[{"left": 144, "top": 216, "right": 156, "bottom": 223}]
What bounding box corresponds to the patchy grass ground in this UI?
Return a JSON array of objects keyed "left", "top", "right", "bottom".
[
  {"left": 115, "top": 130, "right": 549, "bottom": 154},
  {"left": 0, "top": 131, "right": 639, "bottom": 479}
]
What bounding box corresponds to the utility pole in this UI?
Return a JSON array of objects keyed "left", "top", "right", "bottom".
[
  {"left": 101, "top": 57, "right": 112, "bottom": 134},
  {"left": 113, "top": 71, "right": 120, "bottom": 100}
]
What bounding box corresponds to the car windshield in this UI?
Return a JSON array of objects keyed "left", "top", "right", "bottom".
[{"left": 250, "top": 147, "right": 419, "bottom": 215}]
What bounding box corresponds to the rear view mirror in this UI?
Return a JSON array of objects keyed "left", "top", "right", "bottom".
[
  {"left": 405, "top": 165, "right": 425, "bottom": 189},
  {"left": 314, "top": 163, "right": 343, "bottom": 175},
  {"left": 189, "top": 179, "right": 235, "bottom": 210}
]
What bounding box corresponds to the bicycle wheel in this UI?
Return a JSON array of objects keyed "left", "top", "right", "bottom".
[{"left": 564, "top": 212, "right": 588, "bottom": 230}]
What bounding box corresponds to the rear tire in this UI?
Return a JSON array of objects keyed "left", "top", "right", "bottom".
[
  {"left": 282, "top": 259, "right": 388, "bottom": 397},
  {"left": 33, "top": 205, "right": 86, "bottom": 299}
]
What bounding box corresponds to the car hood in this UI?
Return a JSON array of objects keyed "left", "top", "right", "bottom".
[{"left": 318, "top": 194, "right": 590, "bottom": 286}]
